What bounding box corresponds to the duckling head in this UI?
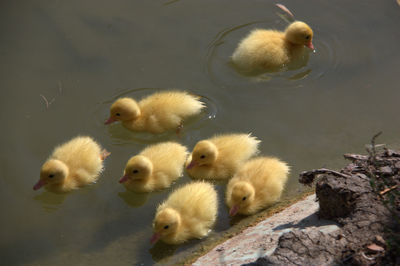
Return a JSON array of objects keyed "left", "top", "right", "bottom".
[
  {"left": 120, "top": 155, "right": 153, "bottom": 183},
  {"left": 151, "top": 208, "right": 181, "bottom": 244},
  {"left": 34, "top": 159, "right": 69, "bottom": 190},
  {"left": 285, "top": 21, "right": 314, "bottom": 50},
  {"left": 105, "top": 98, "right": 141, "bottom": 125},
  {"left": 229, "top": 181, "right": 255, "bottom": 216},
  {"left": 186, "top": 140, "right": 218, "bottom": 169}
]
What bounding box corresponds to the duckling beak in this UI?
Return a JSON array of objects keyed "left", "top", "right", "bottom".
[
  {"left": 33, "top": 179, "right": 46, "bottom": 190},
  {"left": 150, "top": 232, "right": 161, "bottom": 244},
  {"left": 104, "top": 117, "right": 117, "bottom": 125},
  {"left": 306, "top": 41, "right": 315, "bottom": 50},
  {"left": 119, "top": 175, "right": 129, "bottom": 183},
  {"left": 186, "top": 160, "right": 197, "bottom": 169},
  {"left": 229, "top": 205, "right": 240, "bottom": 216}
]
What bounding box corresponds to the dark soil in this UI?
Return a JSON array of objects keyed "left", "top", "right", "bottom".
[{"left": 244, "top": 140, "right": 400, "bottom": 266}]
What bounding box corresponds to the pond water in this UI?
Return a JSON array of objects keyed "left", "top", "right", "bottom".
[{"left": 1, "top": 0, "right": 400, "bottom": 265}]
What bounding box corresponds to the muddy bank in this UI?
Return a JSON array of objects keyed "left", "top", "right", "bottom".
[{"left": 246, "top": 137, "right": 400, "bottom": 265}]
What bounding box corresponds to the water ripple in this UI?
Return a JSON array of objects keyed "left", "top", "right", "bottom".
[{"left": 204, "top": 20, "right": 343, "bottom": 90}]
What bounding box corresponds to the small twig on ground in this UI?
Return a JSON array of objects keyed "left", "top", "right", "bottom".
[
  {"left": 384, "top": 149, "right": 400, "bottom": 157},
  {"left": 344, "top": 154, "right": 369, "bottom": 162},
  {"left": 367, "top": 131, "right": 383, "bottom": 165},
  {"left": 371, "top": 132, "right": 383, "bottom": 154},
  {"left": 379, "top": 185, "right": 398, "bottom": 196},
  {"left": 344, "top": 153, "right": 400, "bottom": 164},
  {"left": 299, "top": 168, "right": 352, "bottom": 185},
  {"left": 361, "top": 252, "right": 375, "bottom": 261}
]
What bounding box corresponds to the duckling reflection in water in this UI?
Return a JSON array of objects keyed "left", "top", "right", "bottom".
[
  {"left": 118, "top": 191, "right": 149, "bottom": 207},
  {"left": 33, "top": 191, "right": 67, "bottom": 212}
]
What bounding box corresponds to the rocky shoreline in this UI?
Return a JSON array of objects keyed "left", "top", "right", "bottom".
[
  {"left": 193, "top": 194, "right": 338, "bottom": 265},
  {"left": 245, "top": 135, "right": 399, "bottom": 266},
  {"left": 193, "top": 135, "right": 399, "bottom": 266}
]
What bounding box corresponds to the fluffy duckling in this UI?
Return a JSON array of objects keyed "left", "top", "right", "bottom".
[
  {"left": 186, "top": 133, "right": 260, "bottom": 180},
  {"left": 151, "top": 181, "right": 218, "bottom": 245},
  {"left": 119, "top": 142, "right": 188, "bottom": 193},
  {"left": 105, "top": 91, "right": 205, "bottom": 134},
  {"left": 232, "top": 21, "right": 314, "bottom": 72},
  {"left": 33, "top": 136, "right": 109, "bottom": 193},
  {"left": 226, "top": 157, "right": 289, "bottom": 216}
]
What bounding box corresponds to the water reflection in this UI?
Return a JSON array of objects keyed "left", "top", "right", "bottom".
[
  {"left": 149, "top": 241, "right": 179, "bottom": 262},
  {"left": 107, "top": 124, "right": 175, "bottom": 145},
  {"left": 288, "top": 68, "right": 312, "bottom": 80},
  {"left": 118, "top": 190, "right": 149, "bottom": 207},
  {"left": 33, "top": 191, "right": 67, "bottom": 212},
  {"left": 205, "top": 20, "right": 267, "bottom": 84},
  {"left": 2, "top": 0, "right": 399, "bottom": 265}
]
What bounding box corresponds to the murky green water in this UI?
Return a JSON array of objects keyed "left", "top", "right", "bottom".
[{"left": 1, "top": 0, "right": 400, "bottom": 265}]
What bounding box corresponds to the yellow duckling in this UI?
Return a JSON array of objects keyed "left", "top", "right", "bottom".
[
  {"left": 119, "top": 142, "right": 188, "bottom": 192},
  {"left": 226, "top": 157, "right": 290, "bottom": 216},
  {"left": 232, "top": 21, "right": 314, "bottom": 73},
  {"left": 151, "top": 181, "right": 218, "bottom": 244},
  {"left": 33, "top": 136, "right": 110, "bottom": 193},
  {"left": 105, "top": 91, "right": 205, "bottom": 134},
  {"left": 186, "top": 133, "right": 260, "bottom": 180}
]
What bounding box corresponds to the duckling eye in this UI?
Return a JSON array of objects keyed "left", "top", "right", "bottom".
[
  {"left": 200, "top": 155, "right": 206, "bottom": 159},
  {"left": 133, "top": 170, "right": 139, "bottom": 174},
  {"left": 48, "top": 174, "right": 55, "bottom": 178},
  {"left": 242, "top": 196, "right": 247, "bottom": 201},
  {"left": 164, "top": 225, "right": 169, "bottom": 229},
  {"left": 116, "top": 113, "right": 121, "bottom": 116},
  {"left": 305, "top": 35, "right": 310, "bottom": 40}
]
